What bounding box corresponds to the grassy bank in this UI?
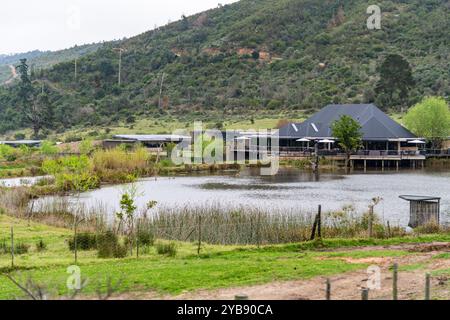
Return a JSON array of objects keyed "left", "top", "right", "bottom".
[{"left": 2, "top": 214, "right": 447, "bottom": 300}]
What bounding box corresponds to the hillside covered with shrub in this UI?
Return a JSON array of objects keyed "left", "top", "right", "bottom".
[
  {"left": 0, "top": 43, "right": 103, "bottom": 84},
  {"left": 0, "top": 0, "right": 449, "bottom": 136}
]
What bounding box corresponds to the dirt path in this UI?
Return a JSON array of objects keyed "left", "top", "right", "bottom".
[
  {"left": 4, "top": 65, "right": 18, "bottom": 85},
  {"left": 117, "top": 242, "right": 450, "bottom": 300}
]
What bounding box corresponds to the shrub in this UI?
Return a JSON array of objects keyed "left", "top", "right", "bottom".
[
  {"left": 156, "top": 241, "right": 177, "bottom": 257},
  {"left": 79, "top": 139, "right": 95, "bottom": 155},
  {"left": 137, "top": 223, "right": 155, "bottom": 247},
  {"left": 14, "top": 133, "right": 26, "bottom": 140},
  {"left": 69, "top": 233, "right": 97, "bottom": 251},
  {"left": 40, "top": 141, "right": 59, "bottom": 156},
  {"left": 64, "top": 135, "right": 83, "bottom": 143},
  {"left": 36, "top": 239, "right": 47, "bottom": 252},
  {"left": 42, "top": 155, "right": 100, "bottom": 191},
  {"left": 0, "top": 145, "right": 21, "bottom": 162},
  {"left": 0, "top": 240, "right": 30, "bottom": 255},
  {"left": 97, "top": 231, "right": 127, "bottom": 259}
]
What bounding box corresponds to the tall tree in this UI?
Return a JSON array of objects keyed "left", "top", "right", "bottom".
[
  {"left": 331, "top": 115, "right": 363, "bottom": 169},
  {"left": 16, "top": 59, "right": 53, "bottom": 137},
  {"left": 16, "top": 59, "right": 33, "bottom": 108},
  {"left": 375, "top": 54, "right": 415, "bottom": 111},
  {"left": 404, "top": 96, "right": 450, "bottom": 149}
]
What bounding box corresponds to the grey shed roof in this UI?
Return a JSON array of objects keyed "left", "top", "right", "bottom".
[
  {"left": 0, "top": 140, "right": 42, "bottom": 146},
  {"left": 113, "top": 134, "right": 191, "bottom": 142},
  {"left": 278, "top": 104, "right": 417, "bottom": 141},
  {"left": 399, "top": 195, "right": 441, "bottom": 202}
]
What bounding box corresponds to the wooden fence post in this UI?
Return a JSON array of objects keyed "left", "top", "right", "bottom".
[
  {"left": 368, "top": 206, "right": 374, "bottom": 238},
  {"left": 197, "top": 215, "right": 202, "bottom": 255},
  {"left": 317, "top": 205, "right": 322, "bottom": 239},
  {"left": 387, "top": 220, "right": 391, "bottom": 238},
  {"left": 392, "top": 263, "right": 398, "bottom": 300},
  {"left": 74, "top": 219, "right": 78, "bottom": 265},
  {"left": 136, "top": 219, "right": 140, "bottom": 259},
  {"left": 10, "top": 226, "right": 14, "bottom": 268},
  {"left": 361, "top": 288, "right": 369, "bottom": 300},
  {"left": 310, "top": 215, "right": 318, "bottom": 241},
  {"left": 257, "top": 212, "right": 261, "bottom": 248},
  {"left": 310, "top": 205, "right": 322, "bottom": 241},
  {"left": 425, "top": 273, "right": 431, "bottom": 300},
  {"left": 325, "top": 278, "right": 331, "bottom": 300}
]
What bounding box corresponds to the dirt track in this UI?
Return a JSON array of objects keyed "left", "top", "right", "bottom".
[
  {"left": 4, "top": 65, "right": 18, "bottom": 85},
  {"left": 118, "top": 242, "right": 450, "bottom": 300}
]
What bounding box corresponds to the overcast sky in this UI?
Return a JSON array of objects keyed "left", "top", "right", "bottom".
[{"left": 0, "top": 0, "right": 239, "bottom": 54}]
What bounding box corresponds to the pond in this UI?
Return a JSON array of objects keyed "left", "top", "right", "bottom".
[
  {"left": 0, "top": 176, "right": 48, "bottom": 187},
  {"left": 31, "top": 168, "right": 450, "bottom": 226}
]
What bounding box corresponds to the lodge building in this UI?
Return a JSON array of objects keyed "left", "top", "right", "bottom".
[{"left": 277, "top": 104, "right": 427, "bottom": 169}]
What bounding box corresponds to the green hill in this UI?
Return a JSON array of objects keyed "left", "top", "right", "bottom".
[
  {"left": 0, "top": 0, "right": 449, "bottom": 136},
  {"left": 0, "top": 43, "right": 104, "bottom": 84}
]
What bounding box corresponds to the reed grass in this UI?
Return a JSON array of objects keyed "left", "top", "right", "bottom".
[
  {"left": 91, "top": 147, "right": 152, "bottom": 183},
  {"left": 0, "top": 186, "right": 442, "bottom": 247},
  {"left": 148, "top": 204, "right": 407, "bottom": 245}
]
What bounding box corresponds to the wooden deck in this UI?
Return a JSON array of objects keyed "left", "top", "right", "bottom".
[{"left": 350, "top": 154, "right": 426, "bottom": 161}]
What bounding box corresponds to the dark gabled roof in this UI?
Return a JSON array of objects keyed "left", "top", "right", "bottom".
[
  {"left": 279, "top": 104, "right": 417, "bottom": 141},
  {"left": 277, "top": 122, "right": 304, "bottom": 138}
]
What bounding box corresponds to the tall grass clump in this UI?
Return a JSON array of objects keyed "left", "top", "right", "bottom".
[
  {"left": 0, "top": 239, "right": 30, "bottom": 255},
  {"left": 36, "top": 239, "right": 47, "bottom": 252},
  {"left": 0, "top": 187, "right": 32, "bottom": 216},
  {"left": 91, "top": 146, "right": 151, "bottom": 183},
  {"left": 156, "top": 241, "right": 177, "bottom": 257}
]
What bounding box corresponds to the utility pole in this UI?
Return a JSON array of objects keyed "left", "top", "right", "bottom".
[
  {"left": 114, "top": 48, "right": 126, "bottom": 86},
  {"left": 74, "top": 58, "right": 78, "bottom": 82},
  {"left": 158, "top": 72, "right": 165, "bottom": 109}
]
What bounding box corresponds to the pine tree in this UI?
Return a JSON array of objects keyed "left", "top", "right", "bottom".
[{"left": 375, "top": 54, "right": 415, "bottom": 110}]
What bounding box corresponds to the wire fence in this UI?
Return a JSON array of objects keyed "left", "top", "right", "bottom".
[{"left": 0, "top": 204, "right": 413, "bottom": 269}]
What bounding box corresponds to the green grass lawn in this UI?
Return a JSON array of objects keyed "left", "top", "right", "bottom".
[{"left": 1, "top": 214, "right": 449, "bottom": 300}]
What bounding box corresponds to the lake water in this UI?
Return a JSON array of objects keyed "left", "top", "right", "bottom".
[
  {"left": 32, "top": 168, "right": 450, "bottom": 226},
  {"left": 0, "top": 176, "right": 48, "bottom": 187}
]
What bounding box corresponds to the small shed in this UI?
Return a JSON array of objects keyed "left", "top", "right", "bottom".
[
  {"left": 0, "top": 140, "right": 42, "bottom": 148},
  {"left": 399, "top": 195, "right": 441, "bottom": 228}
]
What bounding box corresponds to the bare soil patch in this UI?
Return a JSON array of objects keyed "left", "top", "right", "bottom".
[{"left": 113, "top": 242, "right": 450, "bottom": 300}]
